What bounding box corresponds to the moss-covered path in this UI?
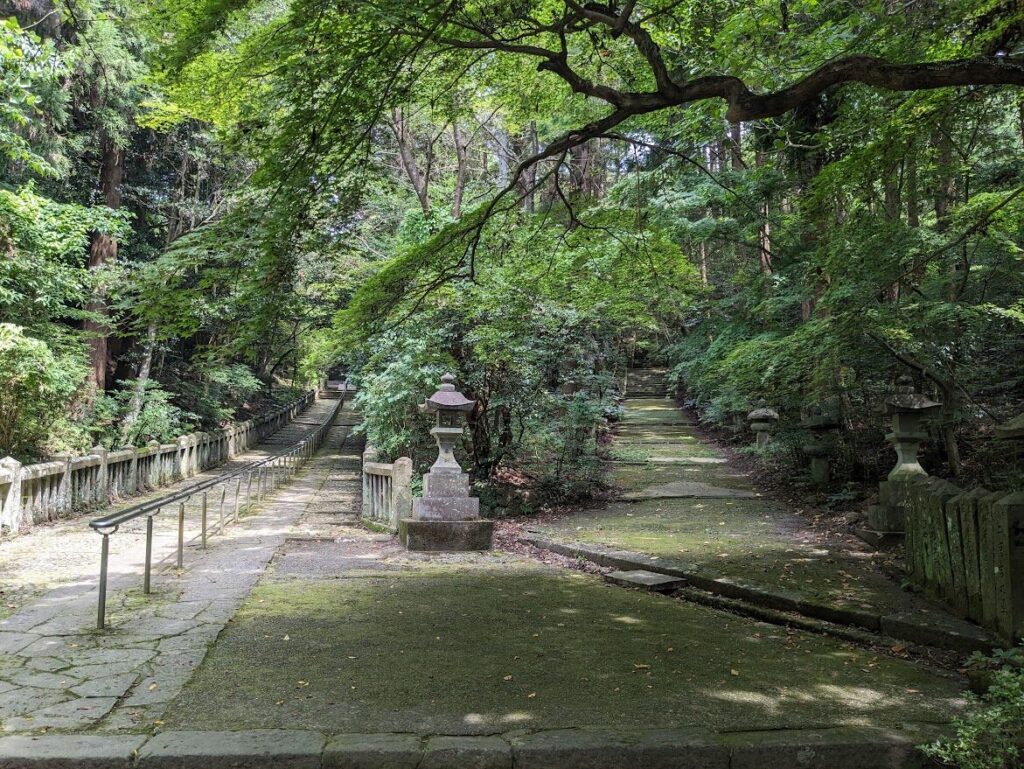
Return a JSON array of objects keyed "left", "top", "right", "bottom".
[
  {"left": 160, "top": 391, "right": 967, "bottom": 739},
  {"left": 533, "top": 369, "right": 986, "bottom": 640}
]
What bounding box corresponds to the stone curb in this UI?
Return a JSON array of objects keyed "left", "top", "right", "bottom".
[
  {"left": 521, "top": 535, "right": 997, "bottom": 652},
  {"left": 0, "top": 727, "right": 953, "bottom": 769}
]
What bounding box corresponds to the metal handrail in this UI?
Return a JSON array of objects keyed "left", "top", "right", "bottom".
[{"left": 89, "top": 392, "right": 346, "bottom": 629}]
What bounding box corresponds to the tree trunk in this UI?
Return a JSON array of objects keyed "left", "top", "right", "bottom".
[
  {"left": 390, "top": 108, "right": 430, "bottom": 215},
  {"left": 452, "top": 123, "right": 468, "bottom": 219},
  {"left": 85, "top": 131, "right": 124, "bottom": 393}
]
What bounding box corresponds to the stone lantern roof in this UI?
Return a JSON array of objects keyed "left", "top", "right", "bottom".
[
  {"left": 884, "top": 375, "right": 941, "bottom": 414},
  {"left": 995, "top": 412, "right": 1024, "bottom": 440},
  {"left": 747, "top": 399, "right": 779, "bottom": 422},
  {"left": 421, "top": 374, "right": 474, "bottom": 413}
]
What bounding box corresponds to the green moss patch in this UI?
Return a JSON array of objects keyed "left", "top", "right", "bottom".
[
  {"left": 163, "top": 567, "right": 962, "bottom": 734},
  {"left": 538, "top": 499, "right": 921, "bottom": 611}
]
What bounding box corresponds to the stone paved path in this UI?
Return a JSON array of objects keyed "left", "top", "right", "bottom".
[
  {"left": 0, "top": 398, "right": 342, "bottom": 621},
  {"left": 0, "top": 398, "right": 357, "bottom": 734},
  {"left": 534, "top": 369, "right": 990, "bottom": 645},
  {"left": 0, "top": 384, "right": 974, "bottom": 767}
]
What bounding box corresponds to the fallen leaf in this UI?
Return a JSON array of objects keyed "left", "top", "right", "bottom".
[
  {"left": 730, "top": 669, "right": 740, "bottom": 676},
  {"left": 147, "top": 683, "right": 158, "bottom": 692},
  {"left": 527, "top": 692, "right": 537, "bottom": 698}
]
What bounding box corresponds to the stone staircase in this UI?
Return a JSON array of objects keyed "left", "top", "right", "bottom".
[{"left": 624, "top": 367, "right": 671, "bottom": 398}]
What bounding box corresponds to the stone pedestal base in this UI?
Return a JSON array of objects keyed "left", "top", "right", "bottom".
[
  {"left": 855, "top": 526, "right": 904, "bottom": 549},
  {"left": 399, "top": 519, "right": 493, "bottom": 552}
]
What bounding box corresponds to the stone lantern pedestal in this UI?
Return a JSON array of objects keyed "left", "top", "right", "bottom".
[
  {"left": 399, "top": 374, "right": 493, "bottom": 552},
  {"left": 861, "top": 375, "right": 941, "bottom": 547},
  {"left": 800, "top": 411, "right": 840, "bottom": 488}
]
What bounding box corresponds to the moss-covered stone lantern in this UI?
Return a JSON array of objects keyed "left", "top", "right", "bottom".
[
  {"left": 399, "top": 374, "right": 493, "bottom": 551},
  {"left": 747, "top": 399, "right": 779, "bottom": 449}
]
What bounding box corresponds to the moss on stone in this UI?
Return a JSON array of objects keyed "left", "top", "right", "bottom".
[
  {"left": 538, "top": 498, "right": 925, "bottom": 611},
  {"left": 162, "top": 566, "right": 962, "bottom": 735}
]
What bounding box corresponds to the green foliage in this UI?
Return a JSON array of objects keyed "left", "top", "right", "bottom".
[
  {"left": 0, "top": 324, "right": 85, "bottom": 459},
  {"left": 923, "top": 645, "right": 1024, "bottom": 769}
]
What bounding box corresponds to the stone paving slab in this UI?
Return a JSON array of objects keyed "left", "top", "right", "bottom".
[
  {"left": 0, "top": 733, "right": 144, "bottom": 768},
  {"left": 323, "top": 733, "right": 422, "bottom": 769},
  {"left": 0, "top": 727, "right": 959, "bottom": 769},
  {"left": 137, "top": 729, "right": 325, "bottom": 769},
  {"left": 604, "top": 570, "right": 686, "bottom": 592},
  {"left": 621, "top": 480, "right": 760, "bottom": 501}
]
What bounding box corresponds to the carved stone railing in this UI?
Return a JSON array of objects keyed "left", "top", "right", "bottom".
[
  {"left": 898, "top": 478, "right": 1022, "bottom": 643},
  {"left": 361, "top": 445, "right": 413, "bottom": 533},
  {"left": 0, "top": 390, "right": 316, "bottom": 537}
]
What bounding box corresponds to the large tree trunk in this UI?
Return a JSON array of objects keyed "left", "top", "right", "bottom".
[{"left": 85, "top": 132, "right": 124, "bottom": 393}]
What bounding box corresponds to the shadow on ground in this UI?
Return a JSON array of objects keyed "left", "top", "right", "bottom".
[{"left": 162, "top": 562, "right": 962, "bottom": 735}]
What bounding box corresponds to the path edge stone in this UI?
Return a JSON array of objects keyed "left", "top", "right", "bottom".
[
  {"left": 521, "top": 535, "right": 998, "bottom": 652},
  {"left": 0, "top": 727, "right": 962, "bottom": 769}
]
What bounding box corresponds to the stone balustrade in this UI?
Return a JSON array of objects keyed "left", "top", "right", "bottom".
[
  {"left": 361, "top": 445, "right": 413, "bottom": 533},
  {"left": 0, "top": 390, "right": 315, "bottom": 537},
  {"left": 897, "top": 477, "right": 1023, "bottom": 643}
]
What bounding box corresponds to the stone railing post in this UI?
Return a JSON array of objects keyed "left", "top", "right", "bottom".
[
  {"left": 392, "top": 457, "right": 413, "bottom": 530},
  {"left": 747, "top": 400, "right": 779, "bottom": 449},
  {"left": 126, "top": 447, "right": 139, "bottom": 495},
  {"left": 993, "top": 492, "right": 1024, "bottom": 642},
  {"left": 361, "top": 444, "right": 379, "bottom": 519},
  {"left": 0, "top": 456, "right": 24, "bottom": 535},
  {"left": 90, "top": 445, "right": 109, "bottom": 506},
  {"left": 176, "top": 436, "right": 189, "bottom": 480},
  {"left": 54, "top": 453, "right": 73, "bottom": 512},
  {"left": 147, "top": 440, "right": 162, "bottom": 487}
]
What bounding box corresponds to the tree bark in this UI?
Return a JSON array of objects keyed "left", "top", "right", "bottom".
[
  {"left": 452, "top": 123, "right": 468, "bottom": 219},
  {"left": 85, "top": 131, "right": 124, "bottom": 393},
  {"left": 390, "top": 108, "right": 430, "bottom": 215}
]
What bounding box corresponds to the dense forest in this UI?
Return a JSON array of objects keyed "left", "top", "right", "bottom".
[{"left": 1, "top": 0, "right": 1022, "bottom": 508}]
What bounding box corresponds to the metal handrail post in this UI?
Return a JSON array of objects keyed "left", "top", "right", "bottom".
[
  {"left": 177, "top": 501, "right": 185, "bottom": 569},
  {"left": 143, "top": 512, "right": 156, "bottom": 594},
  {"left": 97, "top": 532, "right": 110, "bottom": 629}
]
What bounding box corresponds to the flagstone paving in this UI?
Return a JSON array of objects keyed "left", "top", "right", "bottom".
[{"left": 0, "top": 398, "right": 355, "bottom": 734}]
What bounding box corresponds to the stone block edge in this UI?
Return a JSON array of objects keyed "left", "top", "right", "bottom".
[{"left": 520, "top": 535, "right": 999, "bottom": 652}]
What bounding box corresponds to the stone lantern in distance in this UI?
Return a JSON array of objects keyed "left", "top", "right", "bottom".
[
  {"left": 747, "top": 399, "right": 779, "bottom": 449},
  {"left": 399, "top": 374, "right": 493, "bottom": 552}
]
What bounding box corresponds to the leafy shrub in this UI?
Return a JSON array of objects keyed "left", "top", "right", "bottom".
[
  {"left": 0, "top": 324, "right": 85, "bottom": 459},
  {"left": 923, "top": 646, "right": 1024, "bottom": 769}
]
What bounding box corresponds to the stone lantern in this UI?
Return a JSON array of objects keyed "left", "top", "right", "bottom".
[
  {"left": 862, "top": 375, "right": 942, "bottom": 546},
  {"left": 884, "top": 375, "right": 941, "bottom": 481},
  {"left": 747, "top": 399, "right": 779, "bottom": 449},
  {"left": 399, "top": 374, "right": 493, "bottom": 551},
  {"left": 800, "top": 408, "right": 841, "bottom": 487}
]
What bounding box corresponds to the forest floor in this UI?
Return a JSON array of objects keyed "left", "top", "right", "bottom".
[{"left": 0, "top": 393, "right": 981, "bottom": 767}]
